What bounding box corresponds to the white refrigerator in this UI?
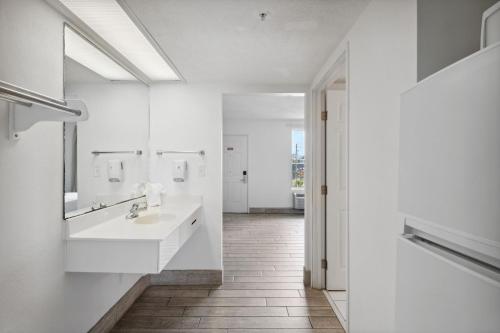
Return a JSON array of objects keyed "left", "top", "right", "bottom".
[{"left": 395, "top": 38, "right": 500, "bottom": 333}]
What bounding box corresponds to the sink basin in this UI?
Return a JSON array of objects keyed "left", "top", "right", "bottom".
[
  {"left": 66, "top": 198, "right": 202, "bottom": 273},
  {"left": 133, "top": 213, "right": 176, "bottom": 225}
]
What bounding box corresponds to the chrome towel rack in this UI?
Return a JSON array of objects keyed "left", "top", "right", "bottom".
[
  {"left": 92, "top": 150, "right": 143, "bottom": 156},
  {"left": 0, "top": 80, "right": 88, "bottom": 140},
  {"left": 0, "top": 80, "right": 81, "bottom": 116},
  {"left": 156, "top": 150, "right": 205, "bottom": 157}
]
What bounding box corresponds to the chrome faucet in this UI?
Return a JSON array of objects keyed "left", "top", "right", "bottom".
[{"left": 126, "top": 201, "right": 147, "bottom": 219}]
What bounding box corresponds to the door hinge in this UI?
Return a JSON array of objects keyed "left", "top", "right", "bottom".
[
  {"left": 321, "top": 111, "right": 328, "bottom": 121},
  {"left": 321, "top": 259, "right": 328, "bottom": 269},
  {"left": 321, "top": 185, "right": 327, "bottom": 195}
]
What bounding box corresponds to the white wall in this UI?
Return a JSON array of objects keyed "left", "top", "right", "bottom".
[
  {"left": 223, "top": 119, "right": 304, "bottom": 208},
  {"left": 149, "top": 83, "right": 306, "bottom": 271},
  {"left": 65, "top": 82, "right": 149, "bottom": 210},
  {"left": 309, "top": 0, "right": 417, "bottom": 332},
  {"left": 0, "top": 1, "right": 143, "bottom": 332},
  {"left": 149, "top": 83, "right": 223, "bottom": 270}
]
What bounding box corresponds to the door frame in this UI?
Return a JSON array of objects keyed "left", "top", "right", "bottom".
[
  {"left": 222, "top": 134, "right": 249, "bottom": 213},
  {"left": 325, "top": 88, "right": 348, "bottom": 291},
  {"left": 307, "top": 43, "right": 350, "bottom": 330}
]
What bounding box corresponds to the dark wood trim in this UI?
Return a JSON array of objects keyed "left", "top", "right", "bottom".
[
  {"left": 88, "top": 275, "right": 150, "bottom": 333},
  {"left": 249, "top": 207, "right": 304, "bottom": 214},
  {"left": 88, "top": 270, "right": 223, "bottom": 332},
  {"left": 303, "top": 267, "right": 312, "bottom": 286},
  {"left": 150, "top": 269, "right": 223, "bottom": 285}
]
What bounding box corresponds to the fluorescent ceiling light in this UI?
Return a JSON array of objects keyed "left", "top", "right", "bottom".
[
  {"left": 226, "top": 93, "right": 305, "bottom": 97},
  {"left": 64, "top": 26, "right": 136, "bottom": 80},
  {"left": 274, "top": 93, "right": 305, "bottom": 97},
  {"left": 59, "top": 0, "right": 180, "bottom": 81}
]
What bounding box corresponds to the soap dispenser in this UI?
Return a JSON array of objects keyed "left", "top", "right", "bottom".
[
  {"left": 173, "top": 159, "right": 187, "bottom": 182},
  {"left": 107, "top": 159, "right": 123, "bottom": 182}
]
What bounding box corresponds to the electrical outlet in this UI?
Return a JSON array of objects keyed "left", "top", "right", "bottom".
[{"left": 198, "top": 165, "right": 206, "bottom": 177}]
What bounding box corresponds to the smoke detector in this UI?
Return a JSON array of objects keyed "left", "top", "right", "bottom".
[{"left": 259, "top": 11, "right": 270, "bottom": 21}]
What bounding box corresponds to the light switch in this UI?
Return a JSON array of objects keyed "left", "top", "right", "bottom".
[{"left": 93, "top": 166, "right": 101, "bottom": 177}]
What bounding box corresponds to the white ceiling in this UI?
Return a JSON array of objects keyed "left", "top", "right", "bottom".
[
  {"left": 124, "top": 0, "right": 368, "bottom": 85},
  {"left": 223, "top": 93, "right": 304, "bottom": 120}
]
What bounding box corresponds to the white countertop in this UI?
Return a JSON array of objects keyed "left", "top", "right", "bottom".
[{"left": 69, "top": 201, "right": 201, "bottom": 242}]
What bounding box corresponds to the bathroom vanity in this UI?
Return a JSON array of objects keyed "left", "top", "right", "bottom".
[
  {"left": 60, "top": 27, "right": 205, "bottom": 275},
  {"left": 65, "top": 196, "right": 202, "bottom": 273}
]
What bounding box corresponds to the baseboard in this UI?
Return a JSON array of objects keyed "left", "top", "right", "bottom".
[
  {"left": 88, "top": 270, "right": 222, "bottom": 332},
  {"left": 249, "top": 207, "right": 304, "bottom": 214},
  {"left": 324, "top": 290, "right": 348, "bottom": 331},
  {"left": 303, "top": 267, "right": 311, "bottom": 286},
  {"left": 150, "top": 269, "right": 223, "bottom": 285},
  {"left": 88, "top": 275, "right": 150, "bottom": 333}
]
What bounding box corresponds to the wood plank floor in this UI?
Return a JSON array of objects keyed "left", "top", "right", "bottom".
[{"left": 111, "top": 214, "right": 344, "bottom": 333}]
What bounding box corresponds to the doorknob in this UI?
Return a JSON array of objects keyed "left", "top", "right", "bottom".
[{"left": 240, "top": 170, "right": 247, "bottom": 183}]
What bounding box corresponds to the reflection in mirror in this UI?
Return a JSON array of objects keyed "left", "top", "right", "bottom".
[{"left": 63, "top": 26, "right": 149, "bottom": 218}]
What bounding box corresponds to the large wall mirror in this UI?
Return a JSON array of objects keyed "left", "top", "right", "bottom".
[{"left": 63, "top": 25, "right": 149, "bottom": 218}]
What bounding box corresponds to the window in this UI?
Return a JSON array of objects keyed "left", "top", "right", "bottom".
[{"left": 292, "top": 129, "right": 305, "bottom": 188}]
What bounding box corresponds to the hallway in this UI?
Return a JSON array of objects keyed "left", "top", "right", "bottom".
[{"left": 111, "top": 214, "right": 343, "bottom": 332}]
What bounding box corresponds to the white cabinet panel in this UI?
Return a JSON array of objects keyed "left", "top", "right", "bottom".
[
  {"left": 399, "top": 44, "right": 500, "bottom": 245},
  {"left": 395, "top": 237, "right": 500, "bottom": 333}
]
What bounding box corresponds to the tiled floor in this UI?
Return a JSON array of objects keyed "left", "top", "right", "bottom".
[{"left": 111, "top": 214, "right": 344, "bottom": 333}]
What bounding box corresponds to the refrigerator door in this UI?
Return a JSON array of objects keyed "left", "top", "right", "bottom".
[
  {"left": 395, "top": 237, "right": 500, "bottom": 333},
  {"left": 399, "top": 43, "right": 500, "bottom": 258}
]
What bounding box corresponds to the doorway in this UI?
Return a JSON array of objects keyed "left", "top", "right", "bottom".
[
  {"left": 222, "top": 93, "right": 306, "bottom": 214},
  {"left": 308, "top": 50, "right": 350, "bottom": 331},
  {"left": 325, "top": 78, "right": 348, "bottom": 325},
  {"left": 223, "top": 134, "right": 248, "bottom": 213}
]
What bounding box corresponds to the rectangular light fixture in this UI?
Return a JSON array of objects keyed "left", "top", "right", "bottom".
[
  {"left": 59, "top": 0, "right": 180, "bottom": 81},
  {"left": 64, "top": 26, "right": 136, "bottom": 81}
]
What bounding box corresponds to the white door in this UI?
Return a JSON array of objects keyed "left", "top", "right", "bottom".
[
  {"left": 326, "top": 89, "right": 348, "bottom": 290},
  {"left": 223, "top": 135, "right": 248, "bottom": 213}
]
